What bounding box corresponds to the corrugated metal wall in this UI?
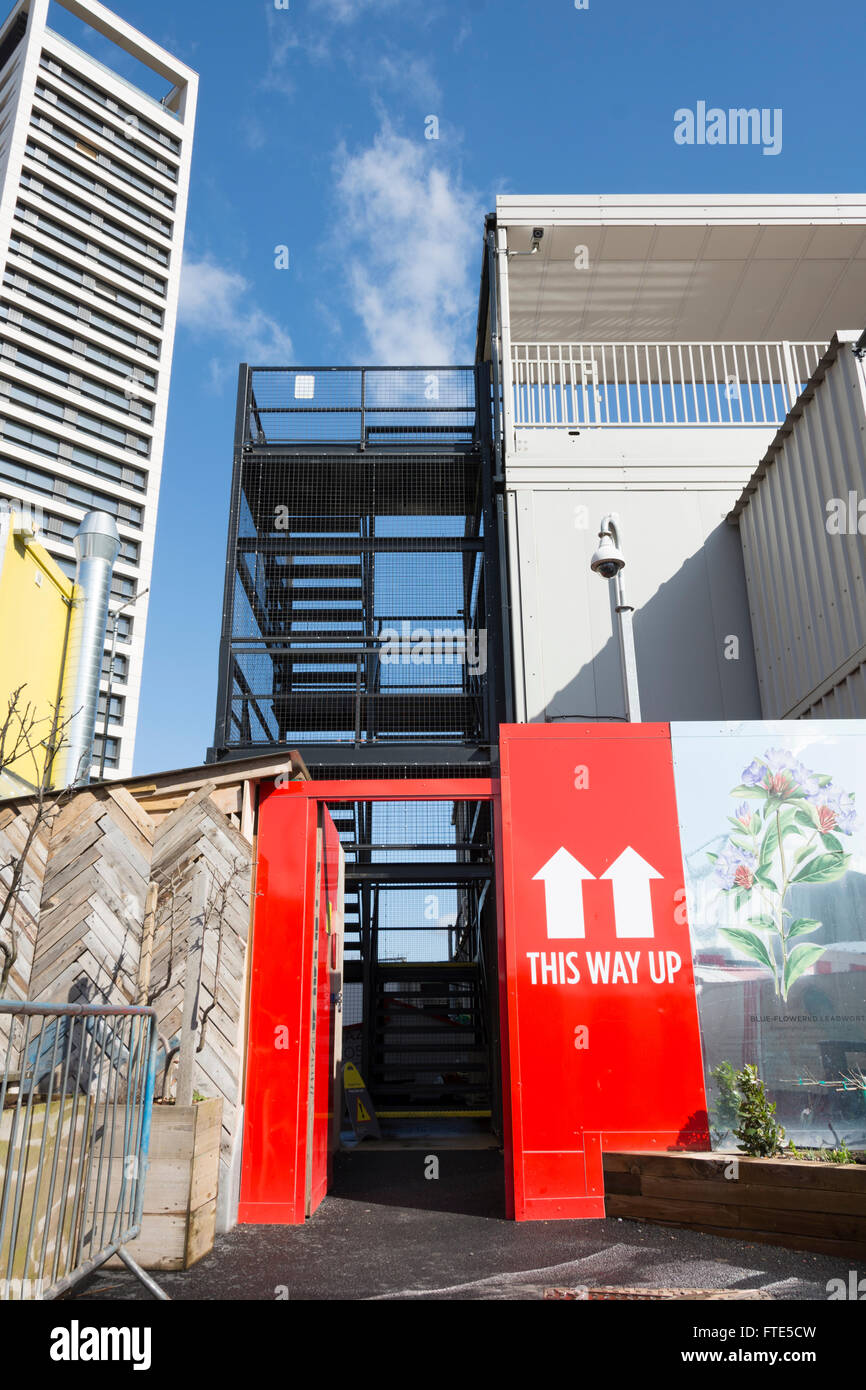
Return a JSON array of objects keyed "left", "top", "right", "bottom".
[{"left": 733, "top": 332, "right": 866, "bottom": 718}]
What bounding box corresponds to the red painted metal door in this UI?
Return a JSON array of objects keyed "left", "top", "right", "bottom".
[
  {"left": 307, "top": 806, "right": 343, "bottom": 1215},
  {"left": 498, "top": 724, "right": 709, "bottom": 1221},
  {"left": 239, "top": 779, "right": 496, "bottom": 1224},
  {"left": 238, "top": 784, "right": 344, "bottom": 1225}
]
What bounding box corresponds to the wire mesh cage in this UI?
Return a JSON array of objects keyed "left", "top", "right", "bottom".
[{"left": 214, "top": 366, "right": 498, "bottom": 761}]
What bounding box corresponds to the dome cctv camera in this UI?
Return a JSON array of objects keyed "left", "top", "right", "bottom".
[
  {"left": 590, "top": 531, "right": 625, "bottom": 580},
  {"left": 594, "top": 557, "right": 623, "bottom": 580}
]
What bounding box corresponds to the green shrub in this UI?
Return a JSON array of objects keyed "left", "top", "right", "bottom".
[{"left": 733, "top": 1064, "right": 785, "bottom": 1157}]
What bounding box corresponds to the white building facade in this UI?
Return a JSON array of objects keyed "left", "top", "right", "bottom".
[
  {"left": 0, "top": 0, "right": 197, "bottom": 776},
  {"left": 482, "top": 195, "right": 866, "bottom": 725}
]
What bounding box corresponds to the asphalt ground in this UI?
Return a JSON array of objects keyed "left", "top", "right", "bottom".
[{"left": 69, "top": 1148, "right": 860, "bottom": 1303}]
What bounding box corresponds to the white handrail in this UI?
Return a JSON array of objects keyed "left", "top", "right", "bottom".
[{"left": 511, "top": 341, "right": 825, "bottom": 427}]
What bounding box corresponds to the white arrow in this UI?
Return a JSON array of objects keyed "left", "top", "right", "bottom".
[
  {"left": 533, "top": 848, "right": 596, "bottom": 939},
  {"left": 601, "top": 847, "right": 663, "bottom": 939}
]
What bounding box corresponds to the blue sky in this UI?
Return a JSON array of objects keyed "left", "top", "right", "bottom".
[{"left": 37, "top": 0, "right": 866, "bottom": 773}]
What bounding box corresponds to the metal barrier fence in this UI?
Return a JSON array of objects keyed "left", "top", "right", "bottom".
[
  {"left": 511, "top": 341, "right": 825, "bottom": 428},
  {"left": 0, "top": 1002, "right": 166, "bottom": 1301}
]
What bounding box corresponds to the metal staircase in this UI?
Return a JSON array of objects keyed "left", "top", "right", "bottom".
[{"left": 370, "top": 962, "right": 491, "bottom": 1116}]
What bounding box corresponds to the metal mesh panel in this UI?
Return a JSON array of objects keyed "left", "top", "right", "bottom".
[
  {"left": 330, "top": 797, "right": 494, "bottom": 1114},
  {"left": 248, "top": 367, "right": 476, "bottom": 447},
  {"left": 311, "top": 763, "right": 492, "bottom": 779},
  {"left": 217, "top": 362, "right": 494, "bottom": 753}
]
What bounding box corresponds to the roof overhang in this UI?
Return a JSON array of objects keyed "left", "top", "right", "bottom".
[
  {"left": 0, "top": 750, "right": 310, "bottom": 808},
  {"left": 496, "top": 195, "right": 866, "bottom": 344}
]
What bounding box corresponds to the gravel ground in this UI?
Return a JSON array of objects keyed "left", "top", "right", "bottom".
[{"left": 69, "top": 1149, "right": 859, "bottom": 1303}]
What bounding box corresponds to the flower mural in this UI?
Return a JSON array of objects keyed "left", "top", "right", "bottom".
[{"left": 709, "top": 748, "right": 860, "bottom": 1000}]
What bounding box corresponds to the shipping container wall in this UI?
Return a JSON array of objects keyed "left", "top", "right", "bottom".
[
  {"left": 735, "top": 332, "right": 866, "bottom": 718},
  {"left": 507, "top": 466, "right": 763, "bottom": 724}
]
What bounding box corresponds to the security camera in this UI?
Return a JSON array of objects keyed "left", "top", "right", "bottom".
[
  {"left": 529, "top": 227, "right": 544, "bottom": 253},
  {"left": 590, "top": 531, "right": 625, "bottom": 580}
]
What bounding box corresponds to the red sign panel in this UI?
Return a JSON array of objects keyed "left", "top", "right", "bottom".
[{"left": 499, "top": 724, "right": 708, "bottom": 1221}]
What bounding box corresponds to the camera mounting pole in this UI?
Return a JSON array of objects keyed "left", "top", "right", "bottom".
[{"left": 597, "top": 513, "right": 642, "bottom": 723}]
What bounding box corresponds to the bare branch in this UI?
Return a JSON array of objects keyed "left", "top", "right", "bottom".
[{"left": 0, "top": 689, "right": 78, "bottom": 993}]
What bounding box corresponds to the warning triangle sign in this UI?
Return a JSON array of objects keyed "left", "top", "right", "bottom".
[{"left": 343, "top": 1062, "right": 380, "bottom": 1141}]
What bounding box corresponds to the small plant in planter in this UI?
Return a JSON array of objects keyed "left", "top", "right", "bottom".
[
  {"left": 826, "top": 1141, "right": 855, "bottom": 1165},
  {"left": 733, "top": 1064, "right": 786, "bottom": 1157}
]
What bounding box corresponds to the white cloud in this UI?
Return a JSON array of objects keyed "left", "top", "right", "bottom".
[
  {"left": 370, "top": 53, "right": 441, "bottom": 110},
  {"left": 178, "top": 258, "right": 293, "bottom": 389},
  {"left": 262, "top": 6, "right": 300, "bottom": 95},
  {"left": 311, "top": 0, "right": 401, "bottom": 22},
  {"left": 333, "top": 125, "right": 483, "bottom": 364}
]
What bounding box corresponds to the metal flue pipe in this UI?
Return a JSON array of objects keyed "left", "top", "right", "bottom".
[{"left": 53, "top": 511, "right": 120, "bottom": 787}]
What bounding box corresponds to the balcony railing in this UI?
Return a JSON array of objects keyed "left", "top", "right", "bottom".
[
  {"left": 511, "top": 341, "right": 824, "bottom": 428},
  {"left": 247, "top": 366, "right": 477, "bottom": 447}
]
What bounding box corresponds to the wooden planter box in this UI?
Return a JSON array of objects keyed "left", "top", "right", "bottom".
[
  {"left": 604, "top": 1150, "right": 866, "bottom": 1260},
  {"left": 109, "top": 1098, "right": 222, "bottom": 1272}
]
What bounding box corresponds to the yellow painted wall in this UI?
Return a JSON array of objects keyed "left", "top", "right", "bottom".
[{"left": 0, "top": 512, "right": 73, "bottom": 790}]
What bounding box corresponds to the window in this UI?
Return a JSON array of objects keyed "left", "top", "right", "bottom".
[
  {"left": 0, "top": 304, "right": 158, "bottom": 392},
  {"left": 0, "top": 456, "right": 144, "bottom": 527},
  {"left": 6, "top": 268, "right": 161, "bottom": 354},
  {"left": 33, "top": 112, "right": 176, "bottom": 207},
  {"left": 0, "top": 417, "right": 147, "bottom": 490},
  {"left": 39, "top": 55, "right": 182, "bottom": 153},
  {"left": 0, "top": 377, "right": 151, "bottom": 455},
  {"left": 110, "top": 574, "right": 137, "bottom": 600},
  {"left": 91, "top": 734, "right": 120, "bottom": 769},
  {"left": 3, "top": 342, "right": 155, "bottom": 422},
  {"left": 9, "top": 234, "right": 164, "bottom": 326},
  {"left": 35, "top": 76, "right": 180, "bottom": 180},
  {"left": 2, "top": 273, "right": 161, "bottom": 358},
  {"left": 97, "top": 693, "right": 125, "bottom": 723},
  {"left": 100, "top": 651, "right": 128, "bottom": 681},
  {"left": 20, "top": 171, "right": 170, "bottom": 264},
  {"left": 25, "top": 140, "right": 173, "bottom": 236}
]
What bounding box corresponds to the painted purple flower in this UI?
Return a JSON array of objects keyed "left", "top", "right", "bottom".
[
  {"left": 715, "top": 841, "right": 758, "bottom": 891},
  {"left": 812, "top": 788, "right": 859, "bottom": 836},
  {"left": 741, "top": 749, "right": 822, "bottom": 801},
  {"left": 741, "top": 758, "right": 765, "bottom": 787},
  {"left": 734, "top": 801, "right": 751, "bottom": 828},
  {"left": 763, "top": 748, "right": 822, "bottom": 801}
]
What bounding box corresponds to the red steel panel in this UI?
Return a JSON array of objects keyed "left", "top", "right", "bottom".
[
  {"left": 238, "top": 784, "right": 317, "bottom": 1225},
  {"left": 303, "top": 779, "right": 497, "bottom": 803},
  {"left": 307, "top": 806, "right": 342, "bottom": 1213},
  {"left": 499, "top": 723, "right": 708, "bottom": 1222}
]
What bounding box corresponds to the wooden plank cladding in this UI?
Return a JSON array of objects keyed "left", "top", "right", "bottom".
[
  {"left": 30, "top": 785, "right": 154, "bottom": 1007},
  {"left": 1, "top": 760, "right": 269, "bottom": 1241},
  {"left": 604, "top": 1151, "right": 866, "bottom": 1260}
]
